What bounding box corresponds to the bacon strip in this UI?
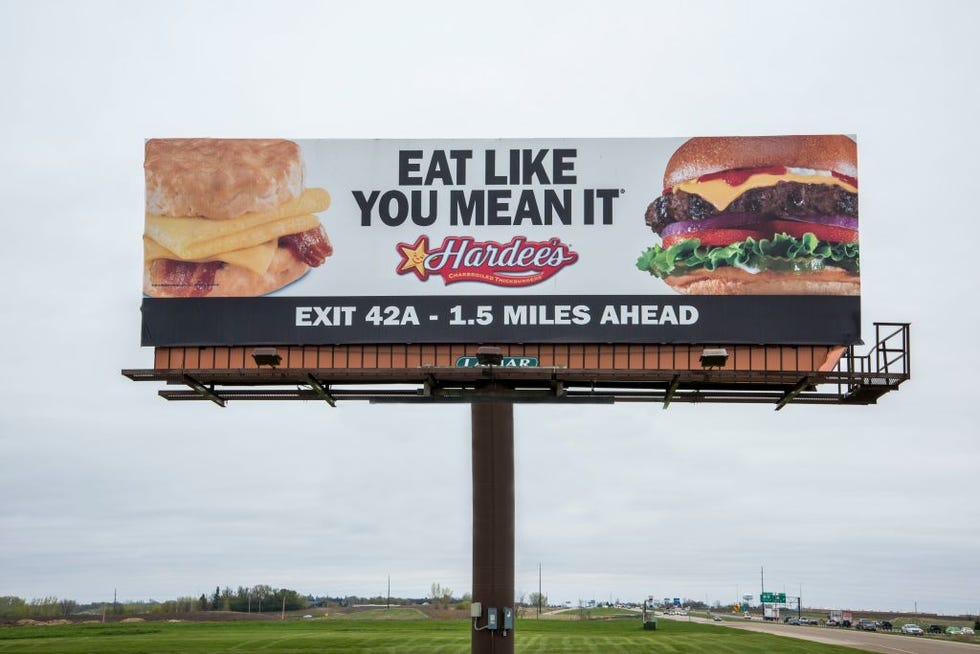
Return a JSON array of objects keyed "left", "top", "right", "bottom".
[
  {"left": 151, "top": 260, "right": 223, "bottom": 297},
  {"left": 280, "top": 225, "right": 333, "bottom": 267}
]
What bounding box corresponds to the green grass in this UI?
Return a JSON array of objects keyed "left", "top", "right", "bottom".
[
  {"left": 0, "top": 617, "right": 873, "bottom": 653},
  {"left": 330, "top": 607, "right": 429, "bottom": 621}
]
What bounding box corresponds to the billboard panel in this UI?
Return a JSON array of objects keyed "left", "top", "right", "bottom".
[{"left": 141, "top": 136, "right": 860, "bottom": 346}]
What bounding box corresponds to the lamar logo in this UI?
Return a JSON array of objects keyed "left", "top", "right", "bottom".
[{"left": 396, "top": 235, "right": 579, "bottom": 287}]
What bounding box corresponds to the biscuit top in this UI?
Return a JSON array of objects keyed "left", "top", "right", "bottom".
[{"left": 145, "top": 139, "right": 303, "bottom": 220}]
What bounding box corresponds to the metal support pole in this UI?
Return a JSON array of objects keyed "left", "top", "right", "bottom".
[{"left": 471, "top": 400, "right": 514, "bottom": 654}]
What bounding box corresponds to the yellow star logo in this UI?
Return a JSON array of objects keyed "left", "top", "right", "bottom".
[{"left": 398, "top": 237, "right": 429, "bottom": 279}]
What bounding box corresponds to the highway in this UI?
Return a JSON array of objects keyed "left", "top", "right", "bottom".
[{"left": 661, "top": 614, "right": 979, "bottom": 654}]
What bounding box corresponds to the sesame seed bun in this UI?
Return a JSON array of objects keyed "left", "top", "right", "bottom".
[
  {"left": 663, "top": 266, "right": 860, "bottom": 296},
  {"left": 663, "top": 135, "right": 857, "bottom": 189}
]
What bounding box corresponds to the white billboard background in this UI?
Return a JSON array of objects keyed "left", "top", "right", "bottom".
[{"left": 294, "top": 138, "right": 683, "bottom": 297}]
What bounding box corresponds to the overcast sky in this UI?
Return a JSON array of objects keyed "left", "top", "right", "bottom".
[{"left": 1, "top": 0, "right": 978, "bottom": 616}]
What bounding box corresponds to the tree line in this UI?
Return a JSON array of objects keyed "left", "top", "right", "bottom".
[
  {"left": 0, "top": 585, "right": 308, "bottom": 620},
  {"left": 1, "top": 583, "right": 550, "bottom": 620}
]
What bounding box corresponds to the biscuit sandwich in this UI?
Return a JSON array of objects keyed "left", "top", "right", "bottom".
[{"left": 144, "top": 138, "right": 332, "bottom": 297}]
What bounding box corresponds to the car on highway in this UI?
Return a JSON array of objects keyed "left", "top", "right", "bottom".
[
  {"left": 877, "top": 620, "right": 893, "bottom": 631},
  {"left": 945, "top": 626, "right": 963, "bottom": 635},
  {"left": 928, "top": 624, "right": 945, "bottom": 634},
  {"left": 798, "top": 617, "right": 817, "bottom": 625},
  {"left": 901, "top": 624, "right": 924, "bottom": 635},
  {"left": 960, "top": 626, "right": 975, "bottom": 635},
  {"left": 785, "top": 618, "right": 801, "bottom": 625},
  {"left": 855, "top": 618, "right": 877, "bottom": 631}
]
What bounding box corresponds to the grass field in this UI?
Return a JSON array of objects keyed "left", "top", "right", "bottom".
[{"left": 0, "top": 617, "right": 873, "bottom": 653}]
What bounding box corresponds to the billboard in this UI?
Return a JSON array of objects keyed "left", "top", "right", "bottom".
[{"left": 141, "top": 136, "right": 860, "bottom": 346}]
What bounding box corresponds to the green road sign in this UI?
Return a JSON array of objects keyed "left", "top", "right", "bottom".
[
  {"left": 455, "top": 356, "right": 539, "bottom": 368},
  {"left": 760, "top": 592, "right": 786, "bottom": 603}
]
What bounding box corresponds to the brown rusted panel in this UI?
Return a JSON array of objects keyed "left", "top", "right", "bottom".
[
  {"left": 434, "top": 344, "right": 451, "bottom": 367},
  {"left": 795, "top": 347, "right": 812, "bottom": 371},
  {"left": 748, "top": 347, "right": 768, "bottom": 371},
  {"left": 169, "top": 347, "right": 187, "bottom": 368},
  {"left": 153, "top": 343, "right": 846, "bottom": 374},
  {"left": 321, "top": 347, "right": 334, "bottom": 368},
  {"left": 684, "top": 347, "right": 700, "bottom": 370},
  {"left": 586, "top": 345, "right": 612, "bottom": 368},
  {"left": 819, "top": 346, "right": 846, "bottom": 372},
  {"left": 539, "top": 344, "right": 555, "bottom": 368},
  {"left": 376, "top": 346, "right": 392, "bottom": 368},
  {"left": 184, "top": 348, "right": 200, "bottom": 369},
  {"left": 362, "top": 346, "right": 378, "bottom": 369},
  {"left": 398, "top": 345, "right": 415, "bottom": 368},
  {"left": 628, "top": 345, "right": 643, "bottom": 370}
]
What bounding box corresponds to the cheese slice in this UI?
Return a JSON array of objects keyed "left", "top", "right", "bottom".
[
  {"left": 672, "top": 172, "right": 857, "bottom": 212},
  {"left": 145, "top": 187, "right": 330, "bottom": 260},
  {"left": 144, "top": 236, "right": 277, "bottom": 276}
]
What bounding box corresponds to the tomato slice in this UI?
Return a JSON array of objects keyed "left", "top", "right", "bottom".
[
  {"left": 769, "top": 220, "right": 859, "bottom": 243},
  {"left": 662, "top": 229, "right": 766, "bottom": 248}
]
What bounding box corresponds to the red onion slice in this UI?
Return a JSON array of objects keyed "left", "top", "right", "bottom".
[{"left": 661, "top": 214, "right": 858, "bottom": 237}]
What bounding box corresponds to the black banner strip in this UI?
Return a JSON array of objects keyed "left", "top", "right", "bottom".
[{"left": 141, "top": 295, "right": 860, "bottom": 346}]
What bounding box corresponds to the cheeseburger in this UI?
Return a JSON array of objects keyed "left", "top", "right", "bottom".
[
  {"left": 636, "top": 135, "right": 859, "bottom": 295},
  {"left": 143, "top": 139, "right": 332, "bottom": 297}
]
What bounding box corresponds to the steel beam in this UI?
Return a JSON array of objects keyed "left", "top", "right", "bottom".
[{"left": 471, "top": 399, "right": 514, "bottom": 654}]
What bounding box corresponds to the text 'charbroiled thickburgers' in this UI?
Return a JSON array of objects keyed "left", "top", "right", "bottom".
[
  {"left": 143, "top": 139, "right": 333, "bottom": 297},
  {"left": 636, "top": 135, "right": 859, "bottom": 295}
]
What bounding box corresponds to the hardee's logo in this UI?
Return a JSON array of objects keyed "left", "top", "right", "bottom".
[{"left": 396, "top": 235, "right": 579, "bottom": 287}]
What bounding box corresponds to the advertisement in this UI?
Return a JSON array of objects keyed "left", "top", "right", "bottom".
[{"left": 141, "top": 136, "right": 860, "bottom": 346}]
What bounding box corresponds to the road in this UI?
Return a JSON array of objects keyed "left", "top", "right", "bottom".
[{"left": 660, "top": 614, "right": 979, "bottom": 654}]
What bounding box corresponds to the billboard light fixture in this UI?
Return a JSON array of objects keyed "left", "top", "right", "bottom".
[
  {"left": 252, "top": 347, "right": 282, "bottom": 368},
  {"left": 699, "top": 348, "right": 729, "bottom": 368},
  {"left": 475, "top": 346, "right": 503, "bottom": 366}
]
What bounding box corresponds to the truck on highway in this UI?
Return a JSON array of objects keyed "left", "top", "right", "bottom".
[
  {"left": 763, "top": 605, "right": 780, "bottom": 622},
  {"left": 827, "top": 610, "right": 852, "bottom": 627}
]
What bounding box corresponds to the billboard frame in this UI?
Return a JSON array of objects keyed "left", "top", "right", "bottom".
[{"left": 123, "top": 323, "right": 909, "bottom": 409}]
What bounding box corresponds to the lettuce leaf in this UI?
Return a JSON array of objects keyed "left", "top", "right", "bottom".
[{"left": 636, "top": 233, "right": 860, "bottom": 278}]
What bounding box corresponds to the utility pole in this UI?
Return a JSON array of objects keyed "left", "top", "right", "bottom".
[
  {"left": 538, "top": 562, "right": 542, "bottom": 618},
  {"left": 387, "top": 575, "right": 391, "bottom": 610}
]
